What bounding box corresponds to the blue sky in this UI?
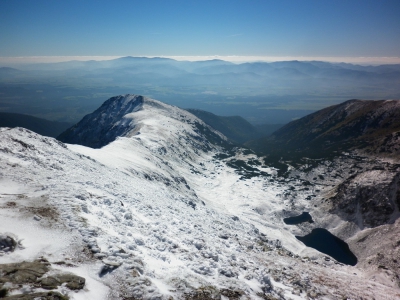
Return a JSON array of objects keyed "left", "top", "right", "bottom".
[{"left": 1, "top": 0, "right": 400, "bottom": 61}]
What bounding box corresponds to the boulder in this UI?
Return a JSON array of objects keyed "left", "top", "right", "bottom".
[{"left": 40, "top": 274, "right": 85, "bottom": 290}]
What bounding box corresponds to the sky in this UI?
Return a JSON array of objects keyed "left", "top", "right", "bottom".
[{"left": 1, "top": 0, "right": 400, "bottom": 64}]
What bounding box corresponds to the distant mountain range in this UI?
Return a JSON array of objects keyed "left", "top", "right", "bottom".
[
  {"left": 11, "top": 57, "right": 400, "bottom": 81},
  {"left": 7, "top": 57, "right": 400, "bottom": 90},
  {"left": 1, "top": 56, "right": 399, "bottom": 124}
]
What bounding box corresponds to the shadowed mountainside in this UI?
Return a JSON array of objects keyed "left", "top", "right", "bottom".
[
  {"left": 247, "top": 99, "right": 400, "bottom": 160},
  {"left": 0, "top": 112, "right": 73, "bottom": 137},
  {"left": 57, "top": 95, "right": 232, "bottom": 150},
  {"left": 186, "top": 109, "right": 283, "bottom": 144}
]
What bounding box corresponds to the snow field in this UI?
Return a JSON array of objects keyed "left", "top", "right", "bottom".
[{"left": 1, "top": 96, "right": 399, "bottom": 299}]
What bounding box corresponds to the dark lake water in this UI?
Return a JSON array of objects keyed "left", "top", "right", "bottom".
[
  {"left": 283, "top": 212, "right": 314, "bottom": 225},
  {"left": 296, "top": 228, "right": 358, "bottom": 266}
]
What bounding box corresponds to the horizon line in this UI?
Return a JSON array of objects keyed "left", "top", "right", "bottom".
[{"left": 1, "top": 55, "right": 400, "bottom": 65}]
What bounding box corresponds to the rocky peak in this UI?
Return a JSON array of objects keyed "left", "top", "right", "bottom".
[
  {"left": 95, "top": 94, "right": 145, "bottom": 122},
  {"left": 57, "top": 94, "right": 230, "bottom": 156},
  {"left": 57, "top": 95, "right": 146, "bottom": 148}
]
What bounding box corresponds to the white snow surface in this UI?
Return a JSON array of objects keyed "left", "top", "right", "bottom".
[{"left": 1, "top": 95, "right": 399, "bottom": 299}]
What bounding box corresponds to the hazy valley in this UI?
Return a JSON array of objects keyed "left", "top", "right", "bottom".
[{"left": 1, "top": 57, "right": 400, "bottom": 125}]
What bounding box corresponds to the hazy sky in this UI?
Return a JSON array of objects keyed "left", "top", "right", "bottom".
[{"left": 1, "top": 0, "right": 400, "bottom": 62}]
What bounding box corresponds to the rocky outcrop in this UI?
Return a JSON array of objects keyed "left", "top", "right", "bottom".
[
  {"left": 329, "top": 168, "right": 400, "bottom": 228},
  {"left": 0, "top": 259, "right": 50, "bottom": 285},
  {"left": 0, "top": 258, "right": 85, "bottom": 299},
  {"left": 5, "top": 291, "right": 68, "bottom": 299},
  {"left": 0, "top": 235, "right": 17, "bottom": 253},
  {"left": 39, "top": 274, "right": 85, "bottom": 291}
]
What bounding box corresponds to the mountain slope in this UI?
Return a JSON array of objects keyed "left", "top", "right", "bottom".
[
  {"left": 58, "top": 95, "right": 230, "bottom": 150},
  {"left": 0, "top": 112, "right": 72, "bottom": 137},
  {"left": 247, "top": 99, "right": 400, "bottom": 159},
  {"left": 1, "top": 95, "right": 400, "bottom": 299},
  {"left": 186, "top": 108, "right": 262, "bottom": 144},
  {"left": 185, "top": 109, "right": 283, "bottom": 144},
  {"left": 243, "top": 99, "right": 400, "bottom": 288}
]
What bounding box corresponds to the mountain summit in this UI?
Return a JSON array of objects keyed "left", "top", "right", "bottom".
[
  {"left": 59, "top": 94, "right": 229, "bottom": 150},
  {"left": 58, "top": 94, "right": 146, "bottom": 148}
]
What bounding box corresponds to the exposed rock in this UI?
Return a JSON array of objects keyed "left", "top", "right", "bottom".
[
  {"left": 184, "top": 286, "right": 221, "bottom": 300},
  {"left": 329, "top": 169, "right": 400, "bottom": 228},
  {"left": 0, "top": 234, "right": 17, "bottom": 253},
  {"left": 99, "top": 260, "right": 122, "bottom": 277},
  {"left": 220, "top": 289, "right": 244, "bottom": 299},
  {"left": 5, "top": 291, "right": 68, "bottom": 299},
  {"left": 58, "top": 95, "right": 145, "bottom": 148},
  {"left": 256, "top": 294, "right": 280, "bottom": 300},
  {"left": 0, "top": 259, "right": 50, "bottom": 285},
  {"left": 0, "top": 258, "right": 85, "bottom": 299},
  {"left": 40, "top": 274, "right": 85, "bottom": 290}
]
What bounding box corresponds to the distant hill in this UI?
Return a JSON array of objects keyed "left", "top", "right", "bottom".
[
  {"left": 0, "top": 67, "right": 20, "bottom": 73},
  {"left": 246, "top": 99, "right": 400, "bottom": 160},
  {"left": 186, "top": 109, "right": 266, "bottom": 144},
  {"left": 0, "top": 67, "right": 21, "bottom": 78},
  {"left": 0, "top": 112, "right": 73, "bottom": 137}
]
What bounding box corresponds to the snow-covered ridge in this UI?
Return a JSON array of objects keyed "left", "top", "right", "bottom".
[
  {"left": 1, "top": 96, "right": 400, "bottom": 299},
  {"left": 58, "top": 94, "right": 227, "bottom": 150},
  {"left": 58, "top": 94, "right": 145, "bottom": 148}
]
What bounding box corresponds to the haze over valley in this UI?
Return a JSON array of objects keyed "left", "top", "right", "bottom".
[{"left": 1, "top": 57, "right": 400, "bottom": 125}]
